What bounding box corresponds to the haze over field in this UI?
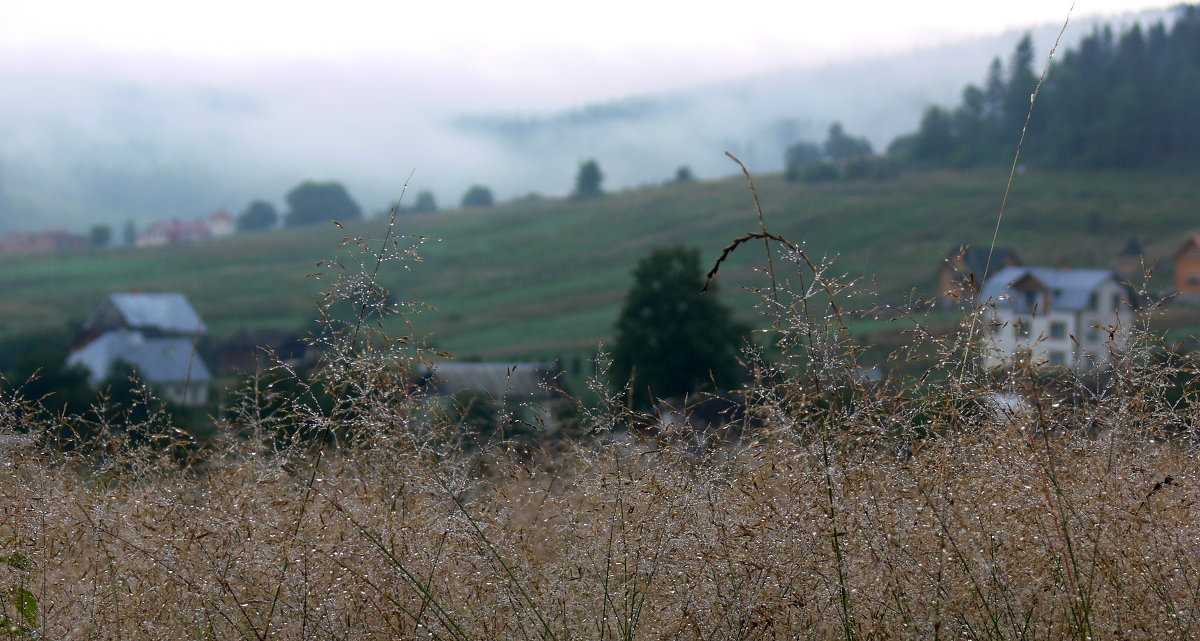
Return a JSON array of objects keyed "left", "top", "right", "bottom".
[{"left": 0, "top": 1, "right": 1172, "bottom": 233}]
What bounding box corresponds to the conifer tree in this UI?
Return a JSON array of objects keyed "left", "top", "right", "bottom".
[{"left": 611, "top": 246, "right": 746, "bottom": 408}]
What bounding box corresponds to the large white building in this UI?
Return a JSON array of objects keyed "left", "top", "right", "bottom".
[{"left": 980, "top": 267, "right": 1138, "bottom": 371}]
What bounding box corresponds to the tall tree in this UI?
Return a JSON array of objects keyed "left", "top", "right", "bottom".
[
  {"left": 822, "top": 122, "right": 873, "bottom": 161},
  {"left": 784, "top": 141, "right": 824, "bottom": 180},
  {"left": 460, "top": 185, "right": 494, "bottom": 208},
  {"left": 88, "top": 224, "right": 112, "bottom": 249},
  {"left": 0, "top": 163, "right": 11, "bottom": 220},
  {"left": 984, "top": 57, "right": 1006, "bottom": 131},
  {"left": 611, "top": 246, "right": 746, "bottom": 408},
  {"left": 122, "top": 219, "right": 137, "bottom": 246},
  {"left": 572, "top": 159, "right": 604, "bottom": 200},
  {"left": 284, "top": 181, "right": 362, "bottom": 227},
  {"left": 411, "top": 190, "right": 437, "bottom": 213},
  {"left": 1001, "top": 33, "right": 1039, "bottom": 141},
  {"left": 237, "top": 200, "right": 278, "bottom": 232},
  {"left": 912, "top": 106, "right": 957, "bottom": 162}
]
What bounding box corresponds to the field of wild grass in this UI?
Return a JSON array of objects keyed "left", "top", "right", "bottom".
[
  {"left": 2, "top": 213, "right": 1199, "bottom": 640},
  {"left": 3, "top": 413, "right": 1196, "bottom": 640}
]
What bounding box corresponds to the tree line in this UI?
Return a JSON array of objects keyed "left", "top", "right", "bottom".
[
  {"left": 895, "top": 5, "right": 1200, "bottom": 169},
  {"left": 233, "top": 158, "right": 622, "bottom": 232},
  {"left": 779, "top": 6, "right": 1200, "bottom": 178}
]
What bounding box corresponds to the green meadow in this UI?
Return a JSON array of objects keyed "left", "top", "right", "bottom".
[{"left": 2, "top": 166, "right": 1198, "bottom": 364}]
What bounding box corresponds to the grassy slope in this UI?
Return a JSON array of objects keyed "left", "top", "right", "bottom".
[{"left": 2, "top": 166, "right": 1197, "bottom": 363}]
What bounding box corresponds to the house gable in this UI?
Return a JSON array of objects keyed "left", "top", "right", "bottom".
[
  {"left": 937, "top": 245, "right": 1020, "bottom": 308},
  {"left": 84, "top": 293, "right": 207, "bottom": 337},
  {"left": 1174, "top": 234, "right": 1200, "bottom": 295}
]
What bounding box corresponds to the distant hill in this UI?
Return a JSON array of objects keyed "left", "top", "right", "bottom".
[
  {"left": 0, "top": 8, "right": 1170, "bottom": 235},
  {"left": 2, "top": 165, "right": 1197, "bottom": 366}
]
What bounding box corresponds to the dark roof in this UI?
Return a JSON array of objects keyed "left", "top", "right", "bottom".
[
  {"left": 1175, "top": 234, "right": 1200, "bottom": 259},
  {"left": 85, "top": 293, "right": 206, "bottom": 335},
  {"left": 980, "top": 267, "right": 1125, "bottom": 311},
  {"left": 948, "top": 246, "right": 1018, "bottom": 281}
]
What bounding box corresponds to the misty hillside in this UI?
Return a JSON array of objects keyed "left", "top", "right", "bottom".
[
  {"left": 0, "top": 8, "right": 1168, "bottom": 235},
  {"left": 2, "top": 165, "right": 1198, "bottom": 366}
]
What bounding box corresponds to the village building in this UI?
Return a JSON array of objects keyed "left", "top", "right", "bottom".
[
  {"left": 134, "top": 210, "right": 235, "bottom": 247},
  {"left": 1173, "top": 234, "right": 1200, "bottom": 299},
  {"left": 67, "top": 293, "right": 212, "bottom": 406},
  {"left": 1116, "top": 238, "right": 1146, "bottom": 279},
  {"left": 0, "top": 229, "right": 88, "bottom": 254},
  {"left": 206, "top": 210, "right": 235, "bottom": 237},
  {"left": 980, "top": 267, "right": 1137, "bottom": 371},
  {"left": 137, "top": 219, "right": 212, "bottom": 247},
  {"left": 936, "top": 245, "right": 1021, "bottom": 309}
]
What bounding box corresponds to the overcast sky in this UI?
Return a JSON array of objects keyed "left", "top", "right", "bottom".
[{"left": 0, "top": 0, "right": 1173, "bottom": 106}]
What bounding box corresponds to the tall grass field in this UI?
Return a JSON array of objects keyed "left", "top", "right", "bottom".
[{"left": 2, "top": 192, "right": 1199, "bottom": 639}]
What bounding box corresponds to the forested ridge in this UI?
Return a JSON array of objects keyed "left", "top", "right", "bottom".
[{"left": 900, "top": 5, "right": 1200, "bottom": 169}]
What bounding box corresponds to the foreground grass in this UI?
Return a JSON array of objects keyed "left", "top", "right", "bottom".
[{"left": 1, "top": 391, "right": 1196, "bottom": 640}]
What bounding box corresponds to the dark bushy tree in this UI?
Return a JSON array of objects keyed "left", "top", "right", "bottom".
[
  {"left": 461, "top": 185, "right": 494, "bottom": 208},
  {"left": 673, "top": 166, "right": 694, "bottom": 184},
  {"left": 784, "top": 124, "right": 872, "bottom": 181},
  {"left": 411, "top": 190, "right": 437, "bottom": 213},
  {"left": 785, "top": 141, "right": 824, "bottom": 167},
  {"left": 284, "top": 181, "right": 362, "bottom": 227},
  {"left": 822, "top": 122, "right": 873, "bottom": 161},
  {"left": 572, "top": 159, "right": 604, "bottom": 200},
  {"left": 611, "top": 246, "right": 746, "bottom": 408},
  {"left": 5, "top": 350, "right": 93, "bottom": 417},
  {"left": 88, "top": 224, "right": 112, "bottom": 249},
  {"left": 912, "top": 106, "right": 957, "bottom": 162},
  {"left": 237, "top": 200, "right": 278, "bottom": 232},
  {"left": 784, "top": 141, "right": 824, "bottom": 181}
]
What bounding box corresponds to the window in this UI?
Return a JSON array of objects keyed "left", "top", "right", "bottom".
[
  {"left": 1087, "top": 292, "right": 1098, "bottom": 310},
  {"left": 1049, "top": 351, "right": 1067, "bottom": 366},
  {"left": 1023, "top": 291, "right": 1039, "bottom": 312},
  {"left": 1086, "top": 326, "right": 1102, "bottom": 342},
  {"left": 1014, "top": 318, "right": 1031, "bottom": 338},
  {"left": 1050, "top": 322, "right": 1067, "bottom": 340},
  {"left": 1112, "top": 293, "right": 1123, "bottom": 311},
  {"left": 1189, "top": 273, "right": 1200, "bottom": 286}
]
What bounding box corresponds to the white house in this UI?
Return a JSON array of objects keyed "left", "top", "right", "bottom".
[
  {"left": 980, "top": 267, "right": 1138, "bottom": 371},
  {"left": 207, "top": 210, "right": 235, "bottom": 237},
  {"left": 68, "top": 293, "right": 212, "bottom": 406}
]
